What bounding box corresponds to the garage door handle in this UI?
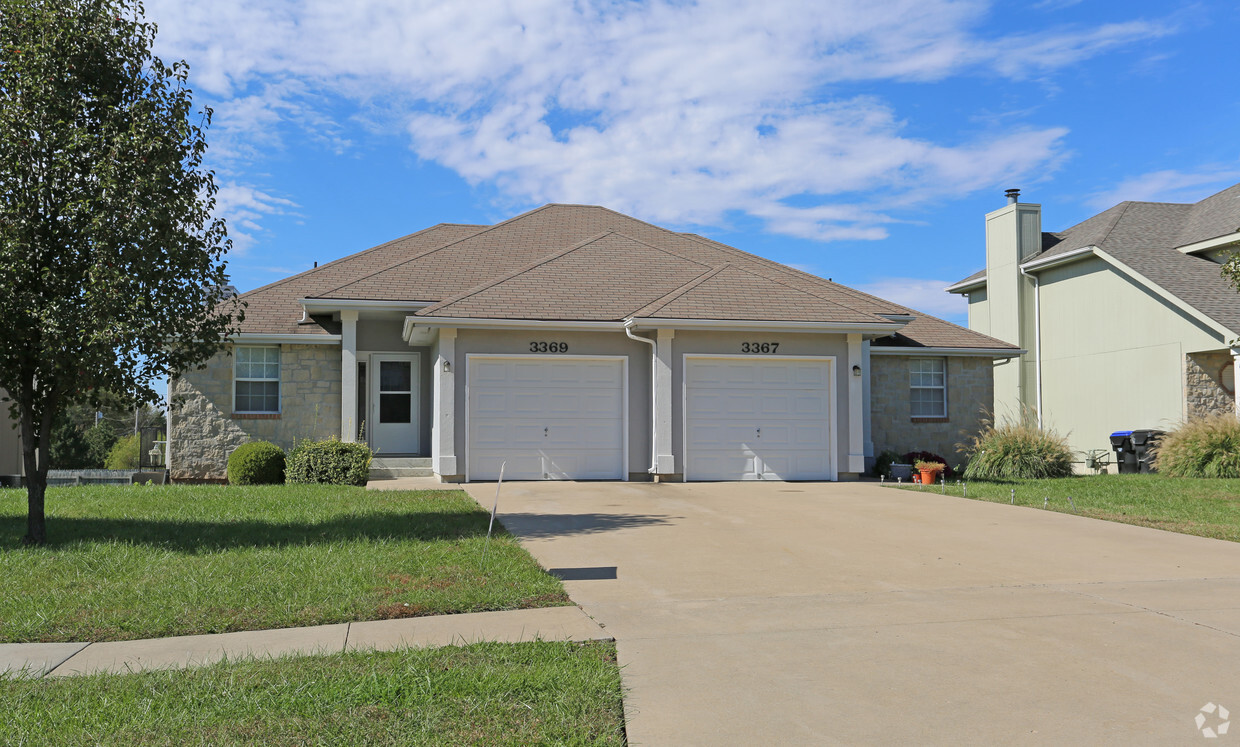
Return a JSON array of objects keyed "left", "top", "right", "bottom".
[
  {"left": 756, "top": 427, "right": 761, "bottom": 438},
  {"left": 544, "top": 427, "right": 549, "bottom": 437}
]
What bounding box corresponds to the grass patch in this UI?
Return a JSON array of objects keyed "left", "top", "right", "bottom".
[
  {"left": 896, "top": 474, "right": 1240, "bottom": 542},
  {"left": 0, "top": 641, "right": 624, "bottom": 746},
  {"left": 0, "top": 485, "right": 568, "bottom": 643}
]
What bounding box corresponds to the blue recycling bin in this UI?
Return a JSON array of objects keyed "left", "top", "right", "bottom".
[{"left": 1110, "top": 431, "right": 1138, "bottom": 474}]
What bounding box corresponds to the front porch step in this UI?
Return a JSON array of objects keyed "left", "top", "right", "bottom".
[{"left": 369, "top": 457, "right": 434, "bottom": 479}]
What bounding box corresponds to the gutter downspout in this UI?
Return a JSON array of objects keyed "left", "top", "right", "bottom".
[
  {"left": 624, "top": 325, "right": 658, "bottom": 474},
  {"left": 1020, "top": 266, "right": 1043, "bottom": 429}
]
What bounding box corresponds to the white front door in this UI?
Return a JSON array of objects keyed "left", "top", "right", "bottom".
[
  {"left": 684, "top": 356, "right": 834, "bottom": 481},
  {"left": 466, "top": 356, "right": 626, "bottom": 481},
  {"left": 370, "top": 354, "right": 419, "bottom": 455}
]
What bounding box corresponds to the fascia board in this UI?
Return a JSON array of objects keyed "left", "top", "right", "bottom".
[
  {"left": 404, "top": 317, "right": 626, "bottom": 338},
  {"left": 944, "top": 277, "right": 986, "bottom": 294},
  {"left": 232, "top": 333, "right": 342, "bottom": 345},
  {"left": 625, "top": 318, "right": 906, "bottom": 333},
  {"left": 1177, "top": 232, "right": 1240, "bottom": 255},
  {"left": 869, "top": 346, "right": 1025, "bottom": 359},
  {"left": 1019, "top": 246, "right": 1096, "bottom": 272}
]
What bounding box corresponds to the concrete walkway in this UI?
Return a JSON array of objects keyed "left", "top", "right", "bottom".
[
  {"left": 0, "top": 606, "right": 610, "bottom": 678},
  {"left": 468, "top": 480, "right": 1240, "bottom": 745}
]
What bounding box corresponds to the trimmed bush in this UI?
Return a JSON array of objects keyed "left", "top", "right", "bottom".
[
  {"left": 960, "top": 418, "right": 1073, "bottom": 480},
  {"left": 286, "top": 439, "right": 372, "bottom": 486},
  {"left": 104, "top": 434, "right": 141, "bottom": 470},
  {"left": 1154, "top": 415, "right": 1240, "bottom": 478},
  {"left": 872, "top": 449, "right": 902, "bottom": 478},
  {"left": 227, "top": 441, "right": 286, "bottom": 485}
]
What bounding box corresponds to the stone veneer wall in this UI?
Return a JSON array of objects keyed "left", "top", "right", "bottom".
[
  {"left": 170, "top": 344, "right": 341, "bottom": 481},
  {"left": 870, "top": 354, "right": 993, "bottom": 469},
  {"left": 1186, "top": 351, "right": 1236, "bottom": 420}
]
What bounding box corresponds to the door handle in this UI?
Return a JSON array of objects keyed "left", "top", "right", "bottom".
[{"left": 544, "top": 426, "right": 549, "bottom": 438}]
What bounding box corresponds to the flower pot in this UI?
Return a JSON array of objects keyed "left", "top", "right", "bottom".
[{"left": 918, "top": 468, "right": 941, "bottom": 485}]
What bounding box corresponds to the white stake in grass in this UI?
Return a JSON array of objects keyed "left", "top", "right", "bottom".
[{"left": 481, "top": 461, "right": 507, "bottom": 567}]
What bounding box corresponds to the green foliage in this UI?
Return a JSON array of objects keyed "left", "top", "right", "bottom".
[
  {"left": 0, "top": 0, "right": 242, "bottom": 543},
  {"left": 286, "top": 439, "right": 373, "bottom": 486},
  {"left": 1153, "top": 415, "right": 1240, "bottom": 478},
  {"left": 226, "top": 441, "right": 286, "bottom": 485},
  {"left": 104, "top": 434, "right": 140, "bottom": 470},
  {"left": 1222, "top": 248, "right": 1240, "bottom": 295},
  {"left": 83, "top": 424, "right": 121, "bottom": 468},
  {"left": 960, "top": 417, "right": 1074, "bottom": 480},
  {"left": 872, "top": 449, "right": 902, "bottom": 477}
]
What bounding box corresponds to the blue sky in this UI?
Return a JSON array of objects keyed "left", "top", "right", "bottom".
[{"left": 144, "top": 0, "right": 1240, "bottom": 324}]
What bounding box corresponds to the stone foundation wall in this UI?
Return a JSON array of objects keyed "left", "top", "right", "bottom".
[
  {"left": 170, "top": 345, "right": 341, "bottom": 481},
  {"left": 870, "top": 354, "right": 993, "bottom": 468},
  {"left": 1186, "top": 351, "right": 1235, "bottom": 420}
]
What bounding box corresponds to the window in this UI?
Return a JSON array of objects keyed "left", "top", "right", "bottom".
[
  {"left": 909, "top": 358, "right": 946, "bottom": 418},
  {"left": 235, "top": 346, "right": 280, "bottom": 413}
]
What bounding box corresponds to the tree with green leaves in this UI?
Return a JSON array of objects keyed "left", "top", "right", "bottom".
[{"left": 0, "top": 0, "right": 242, "bottom": 544}]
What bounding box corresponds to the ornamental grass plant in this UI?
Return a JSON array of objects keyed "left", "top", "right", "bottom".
[
  {"left": 1153, "top": 414, "right": 1240, "bottom": 478},
  {"left": 960, "top": 414, "right": 1073, "bottom": 480}
]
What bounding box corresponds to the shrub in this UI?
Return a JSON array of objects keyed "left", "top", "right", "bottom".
[
  {"left": 227, "top": 441, "right": 286, "bottom": 485},
  {"left": 83, "top": 424, "right": 120, "bottom": 468},
  {"left": 103, "top": 434, "right": 140, "bottom": 469},
  {"left": 903, "top": 450, "right": 955, "bottom": 478},
  {"left": 286, "top": 438, "right": 372, "bottom": 486},
  {"left": 1153, "top": 415, "right": 1240, "bottom": 478},
  {"left": 960, "top": 418, "right": 1073, "bottom": 480},
  {"left": 872, "top": 449, "right": 902, "bottom": 478}
]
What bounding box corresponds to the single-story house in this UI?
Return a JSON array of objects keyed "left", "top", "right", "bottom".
[
  {"left": 170, "top": 204, "right": 1018, "bottom": 482},
  {"left": 947, "top": 185, "right": 1240, "bottom": 463}
]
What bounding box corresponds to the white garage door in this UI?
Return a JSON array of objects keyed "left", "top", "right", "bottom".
[
  {"left": 467, "top": 356, "right": 626, "bottom": 481},
  {"left": 685, "top": 357, "right": 833, "bottom": 481}
]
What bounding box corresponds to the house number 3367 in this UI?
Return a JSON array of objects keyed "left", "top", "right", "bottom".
[{"left": 741, "top": 342, "right": 779, "bottom": 353}]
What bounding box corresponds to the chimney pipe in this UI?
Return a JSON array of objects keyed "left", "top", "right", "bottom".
[{"left": 1005, "top": 188, "right": 1021, "bottom": 205}]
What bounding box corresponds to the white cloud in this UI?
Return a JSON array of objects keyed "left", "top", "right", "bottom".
[
  {"left": 144, "top": 0, "right": 1170, "bottom": 242},
  {"left": 1088, "top": 167, "right": 1240, "bottom": 210},
  {"left": 213, "top": 183, "right": 300, "bottom": 254},
  {"left": 855, "top": 277, "right": 970, "bottom": 321}
]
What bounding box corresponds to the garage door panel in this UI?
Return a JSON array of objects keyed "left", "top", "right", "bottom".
[
  {"left": 468, "top": 357, "right": 625, "bottom": 481},
  {"left": 686, "top": 358, "right": 832, "bottom": 481}
]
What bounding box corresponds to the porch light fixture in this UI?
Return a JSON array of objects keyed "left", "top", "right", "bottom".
[
  {"left": 442, "top": 360, "right": 452, "bottom": 372},
  {"left": 852, "top": 365, "right": 862, "bottom": 376}
]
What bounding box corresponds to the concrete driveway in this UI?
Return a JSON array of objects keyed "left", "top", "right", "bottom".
[{"left": 466, "top": 480, "right": 1240, "bottom": 745}]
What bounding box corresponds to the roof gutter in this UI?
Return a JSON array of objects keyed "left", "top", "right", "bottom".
[
  {"left": 869, "top": 346, "right": 1025, "bottom": 359},
  {"left": 300, "top": 298, "right": 434, "bottom": 315},
  {"left": 944, "top": 277, "right": 987, "bottom": 294},
  {"left": 1018, "top": 246, "right": 1096, "bottom": 273},
  {"left": 624, "top": 318, "right": 906, "bottom": 334},
  {"left": 231, "top": 333, "right": 342, "bottom": 345}
]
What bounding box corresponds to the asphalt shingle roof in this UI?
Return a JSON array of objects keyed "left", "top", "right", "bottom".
[
  {"left": 236, "top": 204, "right": 1015, "bottom": 350},
  {"left": 947, "top": 183, "right": 1240, "bottom": 336}
]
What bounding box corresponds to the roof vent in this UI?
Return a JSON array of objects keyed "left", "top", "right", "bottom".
[{"left": 1005, "top": 188, "right": 1021, "bottom": 205}]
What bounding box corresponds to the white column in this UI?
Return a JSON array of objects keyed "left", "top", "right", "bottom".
[
  {"left": 434, "top": 328, "right": 458, "bottom": 476},
  {"left": 340, "top": 310, "right": 358, "bottom": 442},
  {"left": 1233, "top": 347, "right": 1240, "bottom": 421},
  {"left": 861, "top": 340, "right": 873, "bottom": 464},
  {"left": 847, "top": 333, "right": 865, "bottom": 474},
  {"left": 654, "top": 328, "right": 675, "bottom": 474}
]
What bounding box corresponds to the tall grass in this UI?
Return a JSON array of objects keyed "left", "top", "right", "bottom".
[
  {"left": 1154, "top": 414, "right": 1240, "bottom": 478},
  {"left": 960, "top": 415, "right": 1073, "bottom": 480}
]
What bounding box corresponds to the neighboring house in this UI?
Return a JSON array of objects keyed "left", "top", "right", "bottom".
[
  {"left": 170, "top": 204, "right": 1017, "bottom": 483},
  {"left": 0, "top": 389, "right": 21, "bottom": 478},
  {"left": 948, "top": 185, "right": 1240, "bottom": 463}
]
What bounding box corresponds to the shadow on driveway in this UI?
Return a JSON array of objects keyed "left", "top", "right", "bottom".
[{"left": 497, "top": 512, "right": 677, "bottom": 539}]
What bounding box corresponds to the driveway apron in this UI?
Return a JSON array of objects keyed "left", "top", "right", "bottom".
[{"left": 466, "top": 481, "right": 1240, "bottom": 745}]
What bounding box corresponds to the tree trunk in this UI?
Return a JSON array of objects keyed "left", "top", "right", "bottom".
[{"left": 19, "top": 392, "right": 51, "bottom": 546}]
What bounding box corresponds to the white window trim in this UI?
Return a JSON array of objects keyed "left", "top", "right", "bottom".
[
  {"left": 909, "top": 357, "right": 947, "bottom": 419},
  {"left": 233, "top": 345, "right": 282, "bottom": 415}
]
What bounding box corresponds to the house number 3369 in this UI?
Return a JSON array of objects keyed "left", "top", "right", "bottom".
[
  {"left": 529, "top": 341, "right": 568, "bottom": 353},
  {"left": 741, "top": 342, "right": 779, "bottom": 353}
]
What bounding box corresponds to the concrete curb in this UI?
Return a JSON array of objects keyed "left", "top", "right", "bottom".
[{"left": 1, "top": 606, "right": 610, "bottom": 679}]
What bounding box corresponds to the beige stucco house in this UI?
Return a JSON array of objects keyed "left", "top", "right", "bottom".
[
  {"left": 948, "top": 185, "right": 1240, "bottom": 463},
  {"left": 170, "top": 205, "right": 1017, "bottom": 483}
]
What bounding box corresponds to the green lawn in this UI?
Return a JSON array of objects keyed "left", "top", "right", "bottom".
[
  {"left": 0, "top": 641, "right": 625, "bottom": 746},
  {"left": 896, "top": 474, "right": 1240, "bottom": 542},
  {"left": 0, "top": 485, "right": 568, "bottom": 643}
]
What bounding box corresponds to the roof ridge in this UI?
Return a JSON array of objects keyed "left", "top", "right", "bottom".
[
  {"left": 1092, "top": 201, "right": 1134, "bottom": 250},
  {"left": 312, "top": 204, "right": 563, "bottom": 299},
  {"left": 238, "top": 222, "right": 483, "bottom": 299},
  {"left": 630, "top": 264, "right": 729, "bottom": 318}
]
